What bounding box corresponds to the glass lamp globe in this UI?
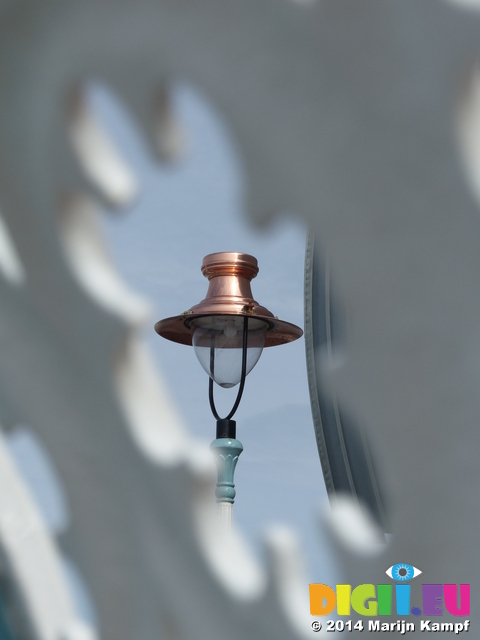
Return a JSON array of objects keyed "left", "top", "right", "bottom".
[{"left": 191, "top": 315, "right": 268, "bottom": 388}]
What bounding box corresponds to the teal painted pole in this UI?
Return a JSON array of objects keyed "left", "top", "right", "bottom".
[{"left": 210, "top": 438, "right": 243, "bottom": 504}]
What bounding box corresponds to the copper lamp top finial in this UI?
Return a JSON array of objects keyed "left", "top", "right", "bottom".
[{"left": 201, "top": 252, "right": 259, "bottom": 281}]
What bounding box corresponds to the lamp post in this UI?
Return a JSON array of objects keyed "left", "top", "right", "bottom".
[{"left": 155, "top": 252, "right": 302, "bottom": 525}]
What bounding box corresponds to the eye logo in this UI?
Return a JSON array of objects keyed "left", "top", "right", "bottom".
[{"left": 386, "top": 563, "right": 422, "bottom": 582}]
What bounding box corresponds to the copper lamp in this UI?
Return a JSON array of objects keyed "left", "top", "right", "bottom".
[{"left": 155, "top": 252, "right": 302, "bottom": 520}]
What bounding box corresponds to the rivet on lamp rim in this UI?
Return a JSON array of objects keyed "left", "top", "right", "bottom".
[{"left": 154, "top": 251, "right": 303, "bottom": 346}]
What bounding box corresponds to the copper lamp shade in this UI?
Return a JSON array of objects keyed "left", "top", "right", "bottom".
[{"left": 154, "top": 252, "right": 303, "bottom": 347}]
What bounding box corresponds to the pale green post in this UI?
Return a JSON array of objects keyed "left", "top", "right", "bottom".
[{"left": 209, "top": 438, "right": 243, "bottom": 504}]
